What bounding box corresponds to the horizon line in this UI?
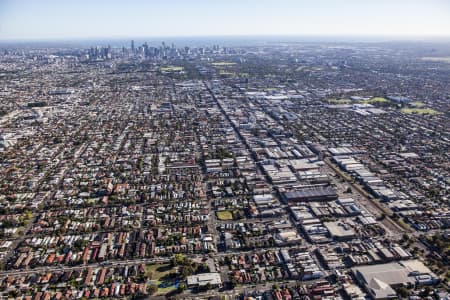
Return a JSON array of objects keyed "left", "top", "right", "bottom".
[{"left": 2, "top": 33, "right": 450, "bottom": 43}]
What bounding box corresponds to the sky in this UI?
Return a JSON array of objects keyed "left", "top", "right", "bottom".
[{"left": 0, "top": 0, "right": 450, "bottom": 40}]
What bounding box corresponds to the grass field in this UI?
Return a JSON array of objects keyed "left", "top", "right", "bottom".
[
  {"left": 216, "top": 210, "right": 233, "bottom": 220},
  {"left": 410, "top": 101, "right": 425, "bottom": 107},
  {"left": 160, "top": 66, "right": 184, "bottom": 72},
  {"left": 155, "top": 281, "right": 179, "bottom": 294},
  {"left": 362, "top": 97, "right": 390, "bottom": 104},
  {"left": 87, "top": 198, "right": 97, "bottom": 204},
  {"left": 265, "top": 87, "right": 278, "bottom": 92},
  {"left": 145, "top": 263, "right": 176, "bottom": 280},
  {"left": 219, "top": 70, "right": 236, "bottom": 76},
  {"left": 145, "top": 263, "right": 179, "bottom": 295},
  {"left": 401, "top": 108, "right": 440, "bottom": 115},
  {"left": 211, "top": 61, "right": 236, "bottom": 66}
]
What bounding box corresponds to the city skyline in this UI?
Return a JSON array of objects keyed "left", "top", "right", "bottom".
[{"left": 1, "top": 0, "right": 450, "bottom": 40}]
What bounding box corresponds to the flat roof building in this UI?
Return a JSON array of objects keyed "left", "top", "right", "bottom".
[
  {"left": 324, "top": 221, "right": 356, "bottom": 241},
  {"left": 186, "top": 273, "right": 222, "bottom": 288},
  {"left": 282, "top": 187, "right": 337, "bottom": 203},
  {"left": 352, "top": 260, "right": 439, "bottom": 299}
]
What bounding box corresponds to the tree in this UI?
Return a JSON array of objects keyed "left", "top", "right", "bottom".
[
  {"left": 197, "top": 263, "right": 210, "bottom": 273},
  {"left": 401, "top": 233, "right": 410, "bottom": 243},
  {"left": 397, "top": 287, "right": 408, "bottom": 298},
  {"left": 177, "top": 282, "right": 186, "bottom": 293},
  {"left": 171, "top": 253, "right": 185, "bottom": 266},
  {"left": 147, "top": 284, "right": 158, "bottom": 295},
  {"left": 24, "top": 210, "right": 33, "bottom": 220},
  {"left": 182, "top": 264, "right": 195, "bottom": 279},
  {"left": 230, "top": 277, "right": 238, "bottom": 288},
  {"left": 420, "top": 286, "right": 432, "bottom": 297}
]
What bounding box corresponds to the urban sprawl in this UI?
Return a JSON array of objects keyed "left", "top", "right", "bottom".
[{"left": 0, "top": 40, "right": 449, "bottom": 300}]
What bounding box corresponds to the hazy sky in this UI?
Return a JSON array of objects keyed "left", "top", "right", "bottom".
[{"left": 1, "top": 0, "right": 450, "bottom": 40}]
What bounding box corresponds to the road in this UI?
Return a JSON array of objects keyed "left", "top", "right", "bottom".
[{"left": 0, "top": 257, "right": 169, "bottom": 276}]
